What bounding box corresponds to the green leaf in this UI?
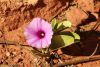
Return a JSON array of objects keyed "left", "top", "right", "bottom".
[
  {"left": 54, "top": 20, "right": 72, "bottom": 33},
  {"left": 57, "top": 20, "right": 72, "bottom": 29},
  {"left": 50, "top": 31, "right": 80, "bottom": 50},
  {"left": 51, "top": 18, "right": 58, "bottom": 31},
  {"left": 50, "top": 35, "right": 74, "bottom": 50},
  {"left": 71, "top": 32, "right": 80, "bottom": 42},
  {"left": 58, "top": 31, "right": 80, "bottom": 41},
  {"left": 61, "top": 20, "right": 72, "bottom": 27}
]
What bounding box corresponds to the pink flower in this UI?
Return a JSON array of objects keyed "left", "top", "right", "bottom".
[{"left": 24, "top": 18, "right": 53, "bottom": 48}]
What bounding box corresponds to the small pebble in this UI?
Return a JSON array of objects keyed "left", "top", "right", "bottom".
[
  {"left": 57, "top": 49, "right": 63, "bottom": 55},
  {"left": 6, "top": 52, "right": 10, "bottom": 56},
  {"left": 12, "top": 52, "right": 16, "bottom": 55},
  {"left": 24, "top": 0, "right": 38, "bottom": 5},
  {"left": 53, "top": 59, "right": 59, "bottom": 64}
]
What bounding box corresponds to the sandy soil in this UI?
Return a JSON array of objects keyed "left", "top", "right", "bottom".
[{"left": 0, "top": 0, "right": 100, "bottom": 67}]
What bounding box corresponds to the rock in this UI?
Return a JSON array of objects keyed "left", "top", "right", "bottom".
[
  {"left": 23, "top": 0, "right": 38, "bottom": 5},
  {"left": 65, "top": 7, "right": 88, "bottom": 27},
  {"left": 77, "top": 0, "right": 94, "bottom": 12},
  {"left": 6, "top": 52, "right": 10, "bottom": 57}
]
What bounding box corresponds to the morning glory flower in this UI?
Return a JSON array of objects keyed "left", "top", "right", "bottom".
[{"left": 24, "top": 17, "right": 53, "bottom": 48}]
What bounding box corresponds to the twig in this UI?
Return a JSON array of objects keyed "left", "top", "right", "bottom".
[
  {"left": 90, "top": 44, "right": 99, "bottom": 56},
  {"left": 0, "top": 39, "right": 18, "bottom": 45},
  {"left": 0, "top": 39, "right": 50, "bottom": 57},
  {"left": 0, "top": 39, "right": 28, "bottom": 46},
  {"left": 0, "top": 25, "right": 8, "bottom": 48},
  {"left": 92, "top": 17, "right": 100, "bottom": 30},
  {"left": 53, "top": 55, "right": 100, "bottom": 67}
]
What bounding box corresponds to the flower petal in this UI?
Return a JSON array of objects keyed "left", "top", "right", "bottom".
[
  {"left": 45, "top": 36, "right": 52, "bottom": 45},
  {"left": 24, "top": 17, "right": 53, "bottom": 48},
  {"left": 41, "top": 38, "right": 50, "bottom": 48},
  {"left": 28, "top": 17, "right": 42, "bottom": 32},
  {"left": 34, "top": 39, "right": 42, "bottom": 48},
  {"left": 40, "top": 19, "right": 53, "bottom": 36}
]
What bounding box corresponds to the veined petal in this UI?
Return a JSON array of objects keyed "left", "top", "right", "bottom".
[
  {"left": 41, "top": 38, "right": 50, "bottom": 48},
  {"left": 34, "top": 39, "right": 42, "bottom": 48},
  {"left": 24, "top": 27, "right": 38, "bottom": 40},
  {"left": 24, "top": 17, "right": 53, "bottom": 48},
  {"left": 40, "top": 19, "right": 53, "bottom": 36},
  {"left": 28, "top": 17, "right": 42, "bottom": 32},
  {"left": 45, "top": 36, "right": 52, "bottom": 45}
]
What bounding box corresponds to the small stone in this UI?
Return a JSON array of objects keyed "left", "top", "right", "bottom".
[
  {"left": 6, "top": 52, "right": 10, "bottom": 56},
  {"left": 34, "top": 58, "right": 37, "bottom": 62},
  {"left": 57, "top": 49, "right": 63, "bottom": 55},
  {"left": 12, "top": 52, "right": 16, "bottom": 55},
  {"left": 24, "top": 0, "right": 38, "bottom": 6},
  {"left": 53, "top": 59, "right": 59, "bottom": 64},
  {"left": 76, "top": 64, "right": 82, "bottom": 67}
]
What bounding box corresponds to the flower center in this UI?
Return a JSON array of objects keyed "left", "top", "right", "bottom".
[{"left": 37, "top": 31, "right": 45, "bottom": 38}]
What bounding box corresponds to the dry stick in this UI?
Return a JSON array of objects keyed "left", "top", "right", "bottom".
[
  {"left": 92, "top": 17, "right": 100, "bottom": 30},
  {"left": 53, "top": 43, "right": 99, "bottom": 67},
  {"left": 0, "top": 39, "right": 49, "bottom": 56},
  {"left": 0, "top": 39, "right": 17, "bottom": 45},
  {"left": 0, "top": 39, "right": 35, "bottom": 49},
  {"left": 90, "top": 18, "right": 100, "bottom": 56},
  {"left": 90, "top": 44, "right": 99, "bottom": 56},
  {"left": 0, "top": 39, "right": 28, "bottom": 46},
  {"left": 53, "top": 55, "right": 100, "bottom": 67},
  {"left": 1, "top": 22, "right": 8, "bottom": 48}
]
